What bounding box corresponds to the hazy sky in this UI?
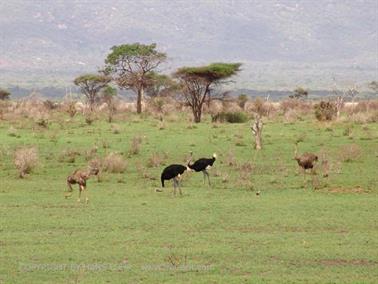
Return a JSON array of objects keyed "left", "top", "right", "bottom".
[{"left": 0, "top": 0, "right": 377, "bottom": 89}]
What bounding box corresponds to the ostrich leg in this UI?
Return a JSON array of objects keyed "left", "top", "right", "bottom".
[
  {"left": 178, "top": 179, "right": 183, "bottom": 196},
  {"left": 202, "top": 171, "right": 206, "bottom": 184},
  {"left": 78, "top": 185, "right": 84, "bottom": 202},
  {"left": 173, "top": 178, "right": 178, "bottom": 196},
  {"left": 205, "top": 170, "right": 211, "bottom": 186}
]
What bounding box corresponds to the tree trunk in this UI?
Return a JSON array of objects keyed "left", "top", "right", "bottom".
[
  {"left": 137, "top": 87, "right": 144, "bottom": 114},
  {"left": 193, "top": 106, "right": 202, "bottom": 123},
  {"left": 251, "top": 116, "right": 263, "bottom": 150}
]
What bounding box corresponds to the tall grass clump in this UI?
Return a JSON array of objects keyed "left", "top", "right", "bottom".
[
  {"left": 102, "top": 152, "right": 127, "bottom": 173},
  {"left": 14, "top": 147, "right": 39, "bottom": 178}
]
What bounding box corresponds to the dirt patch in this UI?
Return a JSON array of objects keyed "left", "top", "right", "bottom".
[
  {"left": 328, "top": 186, "right": 366, "bottom": 194},
  {"left": 318, "top": 259, "right": 377, "bottom": 267}
]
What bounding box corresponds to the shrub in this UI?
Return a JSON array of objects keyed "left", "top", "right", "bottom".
[
  {"left": 14, "top": 147, "right": 38, "bottom": 178},
  {"left": 314, "top": 101, "right": 337, "bottom": 121},
  {"left": 280, "top": 99, "right": 312, "bottom": 115},
  {"left": 102, "top": 152, "right": 127, "bottom": 173},
  {"left": 212, "top": 111, "right": 248, "bottom": 123}
]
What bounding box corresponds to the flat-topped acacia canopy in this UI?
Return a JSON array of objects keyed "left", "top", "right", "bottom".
[
  {"left": 105, "top": 43, "right": 166, "bottom": 67},
  {"left": 175, "top": 63, "right": 242, "bottom": 82}
]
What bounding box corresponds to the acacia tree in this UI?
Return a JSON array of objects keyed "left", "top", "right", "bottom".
[
  {"left": 0, "top": 88, "right": 11, "bottom": 100},
  {"left": 289, "top": 87, "right": 308, "bottom": 99},
  {"left": 104, "top": 43, "right": 167, "bottom": 114},
  {"left": 174, "top": 63, "right": 241, "bottom": 123},
  {"left": 145, "top": 72, "right": 177, "bottom": 97},
  {"left": 73, "top": 74, "right": 111, "bottom": 110},
  {"left": 369, "top": 81, "right": 378, "bottom": 94},
  {"left": 100, "top": 86, "right": 117, "bottom": 123}
]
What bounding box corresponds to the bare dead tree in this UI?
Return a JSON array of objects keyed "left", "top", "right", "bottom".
[
  {"left": 331, "top": 79, "right": 359, "bottom": 119},
  {"left": 251, "top": 115, "right": 263, "bottom": 150}
]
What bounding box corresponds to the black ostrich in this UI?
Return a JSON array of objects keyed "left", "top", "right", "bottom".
[
  {"left": 188, "top": 153, "right": 217, "bottom": 185},
  {"left": 160, "top": 164, "right": 190, "bottom": 196}
]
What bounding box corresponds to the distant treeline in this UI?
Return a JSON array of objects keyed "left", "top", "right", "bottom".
[{"left": 7, "top": 86, "right": 375, "bottom": 101}]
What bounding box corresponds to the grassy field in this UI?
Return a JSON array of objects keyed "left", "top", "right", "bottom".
[{"left": 0, "top": 113, "right": 377, "bottom": 283}]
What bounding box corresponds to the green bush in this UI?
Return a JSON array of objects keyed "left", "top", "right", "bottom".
[{"left": 212, "top": 111, "right": 248, "bottom": 123}]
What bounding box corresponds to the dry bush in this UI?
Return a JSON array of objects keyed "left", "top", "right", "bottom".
[
  {"left": 58, "top": 149, "right": 81, "bottom": 163},
  {"left": 222, "top": 100, "right": 242, "bottom": 113},
  {"left": 280, "top": 99, "right": 312, "bottom": 115},
  {"left": 129, "top": 136, "right": 142, "bottom": 155},
  {"left": 338, "top": 144, "right": 362, "bottom": 162},
  {"left": 14, "top": 147, "right": 38, "bottom": 178},
  {"left": 351, "top": 111, "right": 378, "bottom": 124},
  {"left": 13, "top": 95, "right": 50, "bottom": 120},
  {"left": 147, "top": 152, "right": 168, "bottom": 168},
  {"left": 0, "top": 100, "right": 11, "bottom": 120},
  {"left": 204, "top": 100, "right": 223, "bottom": 115},
  {"left": 248, "top": 97, "right": 270, "bottom": 117},
  {"left": 102, "top": 152, "right": 127, "bottom": 173}
]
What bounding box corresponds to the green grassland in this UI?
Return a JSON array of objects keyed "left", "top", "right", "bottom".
[{"left": 0, "top": 113, "right": 377, "bottom": 283}]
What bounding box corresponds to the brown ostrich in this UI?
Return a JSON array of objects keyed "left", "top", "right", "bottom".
[
  {"left": 294, "top": 142, "right": 318, "bottom": 187},
  {"left": 65, "top": 166, "right": 99, "bottom": 203}
]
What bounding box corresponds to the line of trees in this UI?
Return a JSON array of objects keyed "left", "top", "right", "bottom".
[{"left": 74, "top": 43, "right": 241, "bottom": 123}]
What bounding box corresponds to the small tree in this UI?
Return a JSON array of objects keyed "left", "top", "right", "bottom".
[
  {"left": 289, "top": 87, "right": 308, "bottom": 99},
  {"left": 105, "top": 43, "right": 167, "bottom": 114},
  {"left": 369, "top": 81, "right": 378, "bottom": 94},
  {"left": 237, "top": 94, "right": 248, "bottom": 109},
  {"left": 0, "top": 88, "right": 11, "bottom": 100},
  {"left": 251, "top": 116, "right": 263, "bottom": 150},
  {"left": 73, "top": 74, "right": 111, "bottom": 110},
  {"left": 174, "top": 63, "right": 241, "bottom": 123},
  {"left": 145, "top": 72, "right": 177, "bottom": 97},
  {"left": 100, "top": 86, "right": 117, "bottom": 123},
  {"left": 250, "top": 97, "right": 268, "bottom": 151}
]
